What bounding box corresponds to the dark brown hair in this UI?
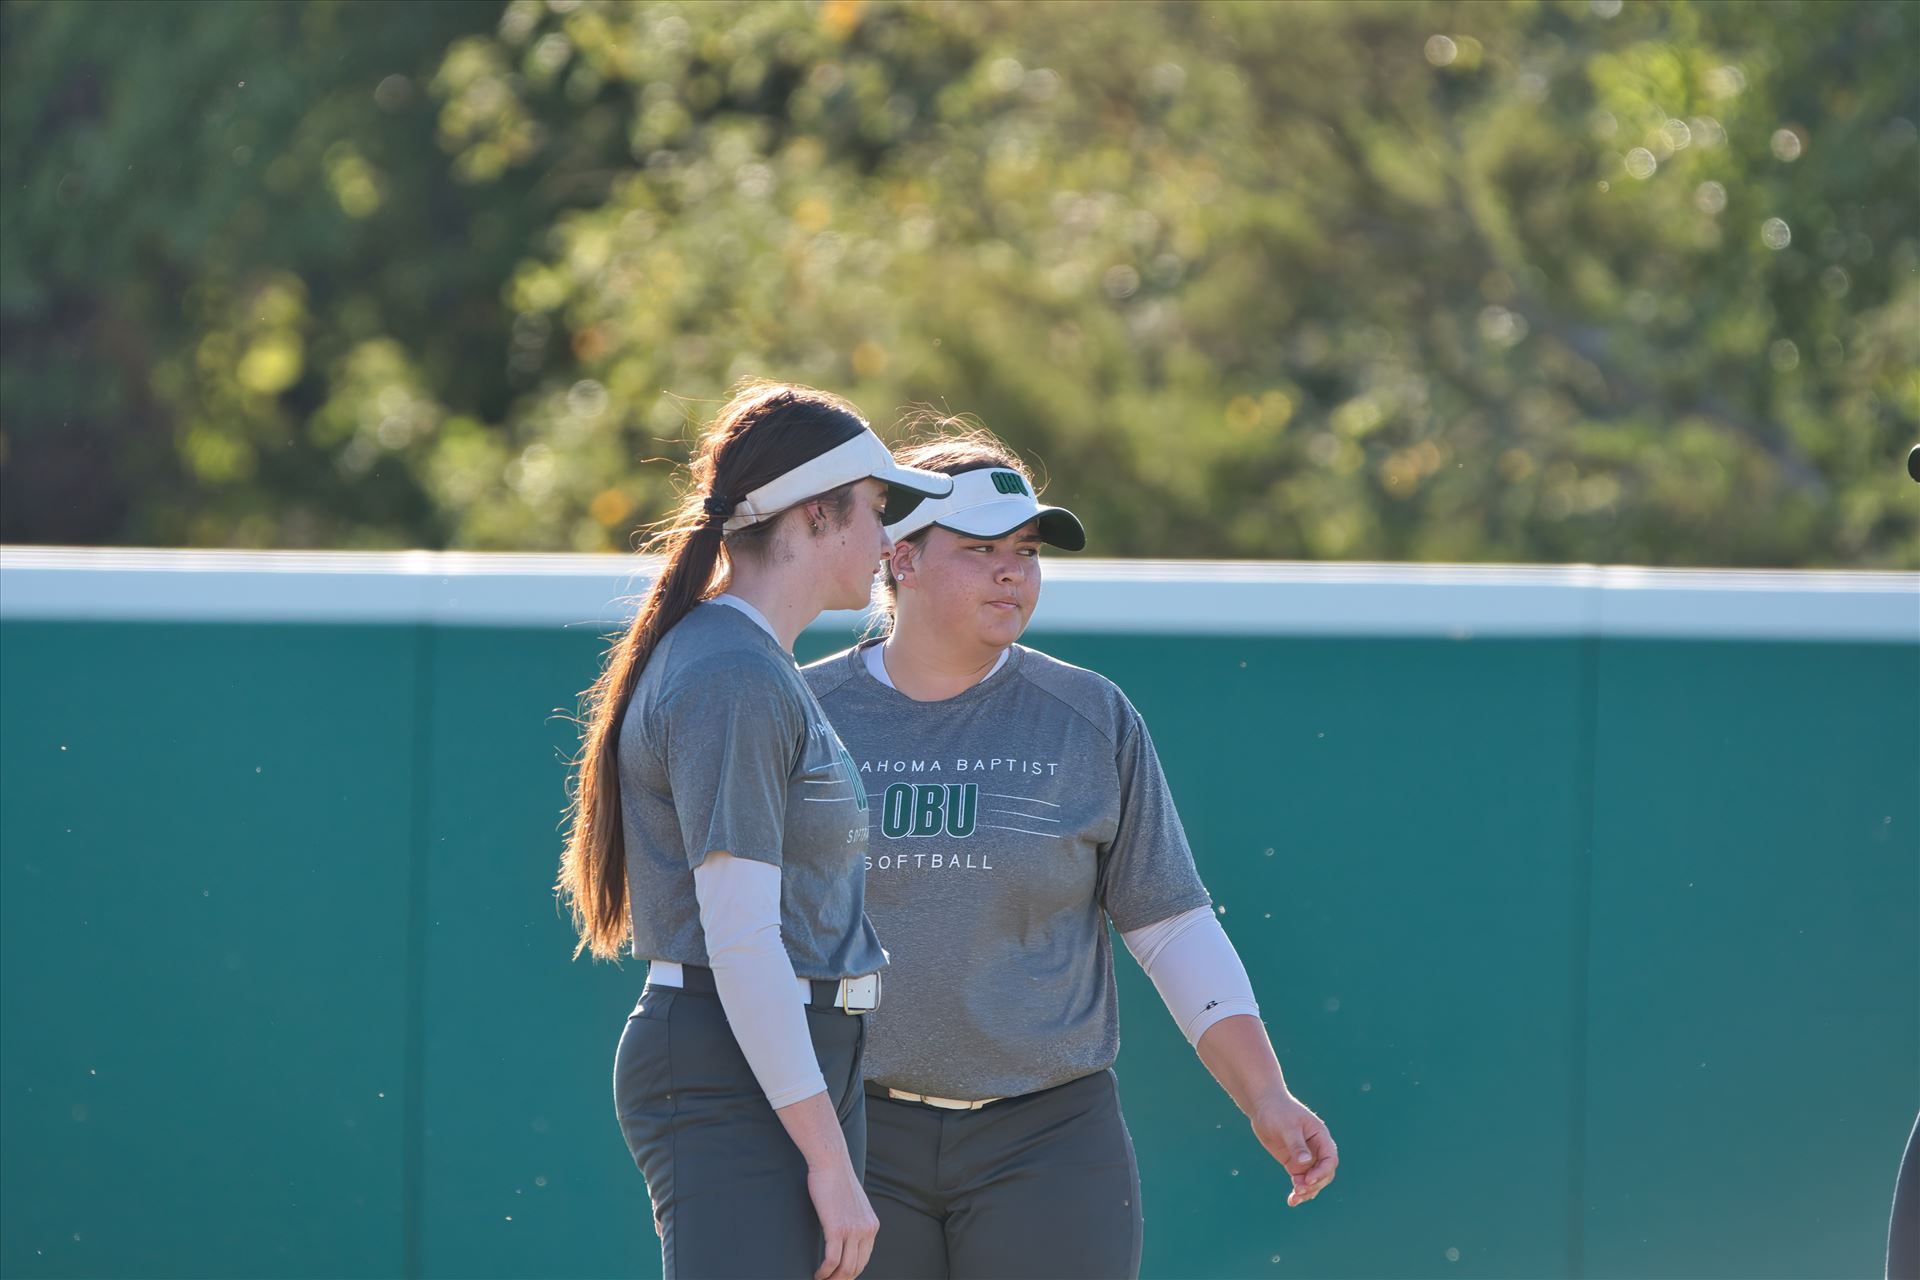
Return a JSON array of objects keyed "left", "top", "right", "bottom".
[
  {"left": 559, "top": 379, "right": 868, "bottom": 960},
  {"left": 873, "top": 413, "right": 1033, "bottom": 625}
]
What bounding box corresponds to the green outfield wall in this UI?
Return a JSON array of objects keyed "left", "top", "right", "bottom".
[{"left": 1, "top": 551, "right": 1914, "bottom": 1280}]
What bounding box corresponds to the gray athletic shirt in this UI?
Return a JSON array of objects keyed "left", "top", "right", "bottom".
[
  {"left": 803, "top": 641, "right": 1211, "bottom": 1099},
  {"left": 618, "top": 602, "right": 885, "bottom": 980}
]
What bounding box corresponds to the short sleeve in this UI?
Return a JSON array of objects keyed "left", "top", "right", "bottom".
[
  {"left": 1098, "top": 706, "right": 1212, "bottom": 931},
  {"left": 660, "top": 659, "right": 805, "bottom": 870}
]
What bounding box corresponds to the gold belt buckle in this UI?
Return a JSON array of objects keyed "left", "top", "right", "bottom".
[{"left": 835, "top": 972, "right": 880, "bottom": 1013}]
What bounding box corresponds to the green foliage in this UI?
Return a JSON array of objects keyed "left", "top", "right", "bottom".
[
  {"left": 3, "top": 0, "right": 1915, "bottom": 566},
  {"left": 1, "top": 0, "right": 524, "bottom": 546}
]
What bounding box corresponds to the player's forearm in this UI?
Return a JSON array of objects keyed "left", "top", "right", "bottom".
[
  {"left": 1120, "top": 906, "right": 1262, "bottom": 1045},
  {"left": 774, "top": 1089, "right": 858, "bottom": 1174},
  {"left": 1196, "top": 1013, "right": 1295, "bottom": 1117},
  {"left": 694, "top": 853, "right": 830, "bottom": 1109}
]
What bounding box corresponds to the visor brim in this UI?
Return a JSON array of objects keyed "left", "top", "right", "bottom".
[
  {"left": 723, "top": 432, "right": 952, "bottom": 532},
  {"left": 875, "top": 459, "right": 954, "bottom": 525},
  {"left": 933, "top": 501, "right": 1087, "bottom": 552}
]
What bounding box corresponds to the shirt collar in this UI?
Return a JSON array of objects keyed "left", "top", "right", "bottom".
[{"left": 711, "top": 592, "right": 780, "bottom": 645}]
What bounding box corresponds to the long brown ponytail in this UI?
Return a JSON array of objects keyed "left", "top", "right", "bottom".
[{"left": 559, "top": 380, "right": 869, "bottom": 960}]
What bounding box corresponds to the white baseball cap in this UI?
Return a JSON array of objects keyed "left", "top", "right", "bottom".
[
  {"left": 884, "top": 466, "right": 1086, "bottom": 551},
  {"left": 722, "top": 428, "right": 953, "bottom": 532}
]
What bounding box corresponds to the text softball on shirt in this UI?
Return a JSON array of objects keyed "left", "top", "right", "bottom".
[
  {"left": 859, "top": 756, "right": 1062, "bottom": 869},
  {"left": 803, "top": 640, "right": 1214, "bottom": 1101}
]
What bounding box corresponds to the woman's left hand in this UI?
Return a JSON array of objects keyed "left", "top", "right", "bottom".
[{"left": 1250, "top": 1093, "right": 1338, "bottom": 1206}]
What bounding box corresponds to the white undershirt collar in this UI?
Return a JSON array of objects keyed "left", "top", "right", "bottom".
[{"left": 864, "top": 641, "right": 1008, "bottom": 691}]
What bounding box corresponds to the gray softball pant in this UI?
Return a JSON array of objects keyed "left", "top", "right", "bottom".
[
  {"left": 863, "top": 1068, "right": 1143, "bottom": 1280},
  {"left": 614, "top": 982, "right": 869, "bottom": 1279}
]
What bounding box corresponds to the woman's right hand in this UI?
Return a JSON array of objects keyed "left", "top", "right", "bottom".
[
  {"left": 776, "top": 1089, "right": 879, "bottom": 1278},
  {"left": 806, "top": 1154, "right": 880, "bottom": 1280}
]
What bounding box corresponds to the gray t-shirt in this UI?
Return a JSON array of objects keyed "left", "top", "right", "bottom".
[
  {"left": 803, "top": 641, "right": 1211, "bottom": 1099},
  {"left": 619, "top": 602, "right": 885, "bottom": 980}
]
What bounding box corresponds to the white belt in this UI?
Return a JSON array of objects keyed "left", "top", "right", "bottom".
[
  {"left": 886, "top": 1088, "right": 1004, "bottom": 1111},
  {"left": 648, "top": 961, "right": 881, "bottom": 1012},
  {"left": 646, "top": 959, "right": 811, "bottom": 1001}
]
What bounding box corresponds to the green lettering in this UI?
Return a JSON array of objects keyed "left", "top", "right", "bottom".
[
  {"left": 881, "top": 783, "right": 913, "bottom": 838},
  {"left": 838, "top": 747, "right": 867, "bottom": 811},
  {"left": 946, "top": 783, "right": 978, "bottom": 837},
  {"left": 911, "top": 783, "right": 946, "bottom": 836}
]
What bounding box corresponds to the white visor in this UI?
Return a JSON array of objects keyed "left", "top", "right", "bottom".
[
  {"left": 723, "top": 429, "right": 953, "bottom": 532},
  {"left": 884, "top": 467, "right": 1086, "bottom": 551}
]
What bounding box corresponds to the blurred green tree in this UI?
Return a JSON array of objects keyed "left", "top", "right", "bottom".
[
  {"left": 3, "top": 0, "right": 1915, "bottom": 566},
  {"left": 1, "top": 0, "right": 517, "bottom": 546}
]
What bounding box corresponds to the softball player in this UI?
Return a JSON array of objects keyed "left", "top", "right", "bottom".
[
  {"left": 802, "top": 429, "right": 1337, "bottom": 1280},
  {"left": 558, "top": 381, "right": 952, "bottom": 1280}
]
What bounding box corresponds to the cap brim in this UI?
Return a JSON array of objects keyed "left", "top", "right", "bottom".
[
  {"left": 876, "top": 459, "right": 954, "bottom": 524},
  {"left": 935, "top": 500, "right": 1087, "bottom": 552}
]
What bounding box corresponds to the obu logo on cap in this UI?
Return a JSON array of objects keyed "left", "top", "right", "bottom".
[{"left": 990, "top": 471, "right": 1030, "bottom": 496}]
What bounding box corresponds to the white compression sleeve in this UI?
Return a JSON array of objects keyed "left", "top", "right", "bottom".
[
  {"left": 692, "top": 852, "right": 828, "bottom": 1109},
  {"left": 1121, "top": 905, "right": 1263, "bottom": 1047}
]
